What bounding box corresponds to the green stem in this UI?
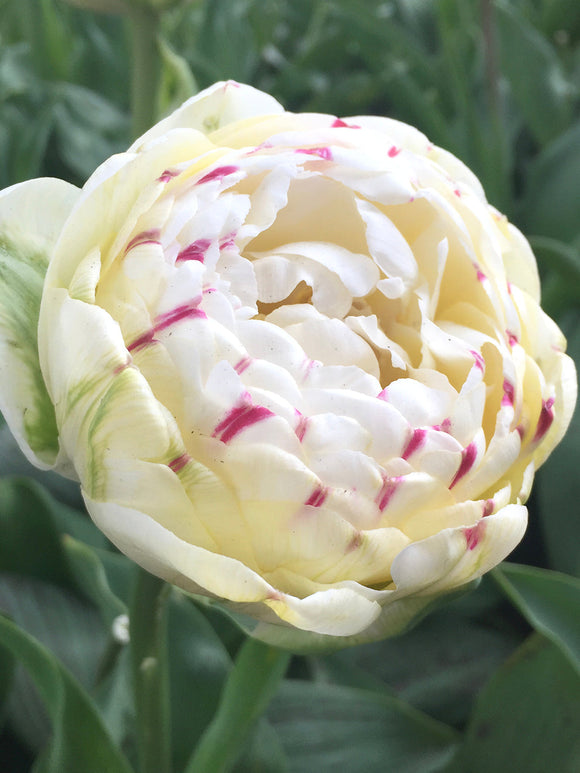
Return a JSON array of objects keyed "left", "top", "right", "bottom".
[
  {"left": 185, "top": 638, "right": 290, "bottom": 773},
  {"left": 130, "top": 568, "right": 172, "bottom": 773},
  {"left": 128, "top": 5, "right": 162, "bottom": 139}
]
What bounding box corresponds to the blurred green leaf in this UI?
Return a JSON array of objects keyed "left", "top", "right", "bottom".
[
  {"left": 314, "top": 576, "right": 523, "bottom": 728},
  {"left": 0, "top": 613, "right": 132, "bottom": 773},
  {"left": 536, "top": 311, "right": 580, "bottom": 576},
  {"left": 0, "top": 575, "right": 107, "bottom": 753},
  {"left": 493, "top": 563, "right": 580, "bottom": 674},
  {"left": 167, "top": 593, "right": 232, "bottom": 771},
  {"left": 523, "top": 121, "right": 580, "bottom": 243},
  {"left": 496, "top": 1, "right": 572, "bottom": 146},
  {"left": 268, "top": 681, "right": 460, "bottom": 773},
  {"left": 449, "top": 634, "right": 580, "bottom": 773},
  {"left": 61, "top": 536, "right": 127, "bottom": 630}
]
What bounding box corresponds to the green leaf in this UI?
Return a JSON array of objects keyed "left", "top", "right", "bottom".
[
  {"left": 61, "top": 535, "right": 127, "bottom": 630},
  {"left": 167, "top": 593, "right": 233, "bottom": 771},
  {"left": 523, "top": 121, "right": 580, "bottom": 243},
  {"left": 493, "top": 563, "right": 580, "bottom": 674},
  {"left": 315, "top": 576, "right": 523, "bottom": 728},
  {"left": 496, "top": 1, "right": 572, "bottom": 146},
  {"left": 450, "top": 635, "right": 580, "bottom": 773},
  {"left": 0, "top": 575, "right": 107, "bottom": 753},
  {"left": 0, "top": 476, "right": 104, "bottom": 588},
  {"left": 269, "top": 681, "right": 460, "bottom": 773},
  {"left": 535, "top": 311, "right": 580, "bottom": 575},
  {"left": 0, "top": 613, "right": 132, "bottom": 773}
]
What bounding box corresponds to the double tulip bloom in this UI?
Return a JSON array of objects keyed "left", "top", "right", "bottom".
[{"left": 0, "top": 82, "right": 575, "bottom": 648}]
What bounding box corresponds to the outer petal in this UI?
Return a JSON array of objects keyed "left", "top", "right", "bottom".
[
  {"left": 84, "top": 497, "right": 383, "bottom": 639},
  {"left": 0, "top": 178, "right": 79, "bottom": 469},
  {"left": 129, "top": 81, "right": 285, "bottom": 152}
]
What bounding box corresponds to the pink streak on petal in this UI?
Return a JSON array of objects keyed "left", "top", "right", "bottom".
[
  {"left": 128, "top": 329, "right": 156, "bottom": 353},
  {"left": 295, "top": 413, "right": 309, "bottom": 442},
  {"left": 199, "top": 165, "right": 239, "bottom": 184},
  {"left": 296, "top": 147, "right": 333, "bottom": 161},
  {"left": 388, "top": 145, "right": 401, "bottom": 158},
  {"left": 234, "top": 356, "right": 252, "bottom": 375},
  {"left": 482, "top": 499, "right": 494, "bottom": 517},
  {"left": 470, "top": 350, "right": 485, "bottom": 372},
  {"left": 213, "top": 403, "right": 274, "bottom": 444},
  {"left": 169, "top": 453, "right": 191, "bottom": 473},
  {"left": 402, "top": 428, "right": 427, "bottom": 460},
  {"left": 125, "top": 228, "right": 161, "bottom": 254},
  {"left": 176, "top": 238, "right": 212, "bottom": 264},
  {"left": 376, "top": 388, "right": 389, "bottom": 402},
  {"left": 502, "top": 379, "right": 515, "bottom": 407},
  {"left": 376, "top": 476, "right": 401, "bottom": 512},
  {"left": 346, "top": 531, "right": 363, "bottom": 552},
  {"left": 454, "top": 188, "right": 461, "bottom": 197},
  {"left": 157, "top": 169, "right": 180, "bottom": 183},
  {"left": 533, "top": 397, "right": 555, "bottom": 442},
  {"left": 450, "top": 441, "right": 478, "bottom": 489},
  {"left": 220, "top": 233, "right": 237, "bottom": 250},
  {"left": 476, "top": 269, "right": 487, "bottom": 283},
  {"left": 506, "top": 330, "right": 519, "bottom": 347},
  {"left": 113, "top": 356, "right": 133, "bottom": 375},
  {"left": 464, "top": 519, "right": 486, "bottom": 550},
  {"left": 305, "top": 484, "right": 328, "bottom": 508},
  {"left": 331, "top": 118, "right": 360, "bottom": 128},
  {"left": 155, "top": 301, "right": 206, "bottom": 332}
]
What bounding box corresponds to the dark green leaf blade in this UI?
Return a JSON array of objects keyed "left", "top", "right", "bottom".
[
  {"left": 493, "top": 563, "right": 580, "bottom": 673},
  {"left": 450, "top": 635, "right": 580, "bottom": 773},
  {"left": 269, "top": 681, "right": 460, "bottom": 773},
  {"left": 0, "top": 614, "right": 132, "bottom": 773}
]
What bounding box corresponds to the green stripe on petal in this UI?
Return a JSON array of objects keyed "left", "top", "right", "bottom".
[{"left": 0, "top": 179, "right": 79, "bottom": 467}]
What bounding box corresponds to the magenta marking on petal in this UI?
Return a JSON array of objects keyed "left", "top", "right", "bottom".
[
  {"left": 113, "top": 356, "right": 133, "bottom": 375},
  {"left": 219, "top": 232, "right": 237, "bottom": 250},
  {"left": 450, "top": 441, "right": 478, "bottom": 489},
  {"left": 332, "top": 118, "right": 349, "bottom": 128},
  {"left": 176, "top": 238, "right": 212, "bottom": 264},
  {"left": 169, "top": 453, "right": 191, "bottom": 474},
  {"left": 470, "top": 350, "right": 485, "bottom": 372},
  {"left": 125, "top": 229, "right": 161, "bottom": 254},
  {"left": 234, "top": 356, "right": 252, "bottom": 375},
  {"left": 376, "top": 388, "right": 389, "bottom": 402},
  {"left": 155, "top": 301, "right": 206, "bottom": 332},
  {"left": 296, "top": 147, "right": 333, "bottom": 161},
  {"left": 464, "top": 520, "right": 486, "bottom": 550},
  {"left": 434, "top": 418, "right": 452, "bottom": 434},
  {"left": 388, "top": 145, "right": 401, "bottom": 158},
  {"left": 402, "top": 428, "right": 427, "bottom": 460},
  {"left": 305, "top": 484, "right": 328, "bottom": 508},
  {"left": 533, "top": 397, "right": 555, "bottom": 442},
  {"left": 502, "top": 379, "right": 515, "bottom": 407},
  {"left": 157, "top": 169, "right": 180, "bottom": 183},
  {"left": 128, "top": 329, "right": 156, "bottom": 353},
  {"left": 295, "top": 414, "right": 309, "bottom": 442},
  {"left": 199, "top": 165, "right": 240, "bottom": 184},
  {"left": 482, "top": 499, "right": 494, "bottom": 518},
  {"left": 213, "top": 402, "right": 274, "bottom": 444},
  {"left": 507, "top": 281, "right": 513, "bottom": 295},
  {"left": 476, "top": 269, "right": 487, "bottom": 282},
  {"left": 453, "top": 188, "right": 461, "bottom": 197},
  {"left": 346, "top": 531, "right": 363, "bottom": 552},
  {"left": 376, "top": 476, "right": 401, "bottom": 512},
  {"left": 506, "top": 330, "right": 519, "bottom": 347}
]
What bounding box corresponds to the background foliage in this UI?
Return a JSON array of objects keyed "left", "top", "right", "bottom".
[{"left": 1, "top": 0, "right": 579, "bottom": 771}]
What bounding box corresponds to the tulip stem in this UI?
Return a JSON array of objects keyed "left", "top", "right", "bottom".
[
  {"left": 130, "top": 568, "right": 172, "bottom": 773},
  {"left": 128, "top": 5, "right": 161, "bottom": 139},
  {"left": 184, "top": 637, "right": 290, "bottom": 773}
]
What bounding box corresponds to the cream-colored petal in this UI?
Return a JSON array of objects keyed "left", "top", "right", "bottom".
[{"left": 0, "top": 178, "right": 79, "bottom": 469}]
